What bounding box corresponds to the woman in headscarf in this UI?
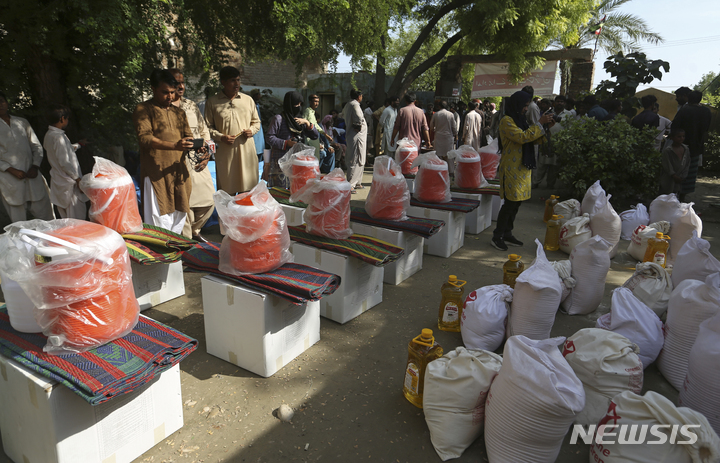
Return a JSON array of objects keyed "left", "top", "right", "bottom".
[
  {"left": 491, "top": 91, "right": 555, "bottom": 251},
  {"left": 266, "top": 91, "right": 319, "bottom": 188}
]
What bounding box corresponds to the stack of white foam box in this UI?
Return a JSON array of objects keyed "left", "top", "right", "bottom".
[
  {"left": 289, "top": 243, "right": 384, "bottom": 324},
  {"left": 132, "top": 261, "right": 185, "bottom": 311},
  {"left": 0, "top": 356, "right": 183, "bottom": 463},
  {"left": 279, "top": 203, "right": 306, "bottom": 227},
  {"left": 201, "top": 275, "right": 320, "bottom": 377},
  {"left": 451, "top": 191, "right": 493, "bottom": 234},
  {"left": 406, "top": 206, "right": 466, "bottom": 258},
  {"left": 349, "top": 222, "right": 423, "bottom": 285}
]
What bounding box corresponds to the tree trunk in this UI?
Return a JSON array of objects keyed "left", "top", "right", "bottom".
[{"left": 373, "top": 33, "right": 387, "bottom": 105}]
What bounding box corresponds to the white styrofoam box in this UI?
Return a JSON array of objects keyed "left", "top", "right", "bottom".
[
  {"left": 201, "top": 275, "right": 320, "bottom": 377},
  {"left": 289, "top": 243, "right": 384, "bottom": 324},
  {"left": 349, "top": 222, "right": 424, "bottom": 285},
  {"left": 132, "top": 261, "right": 185, "bottom": 311},
  {"left": 407, "top": 206, "right": 465, "bottom": 258},
  {"left": 451, "top": 191, "right": 493, "bottom": 234},
  {"left": 280, "top": 203, "right": 306, "bottom": 227},
  {"left": 492, "top": 195, "right": 503, "bottom": 221},
  {"left": 0, "top": 357, "right": 182, "bottom": 463}
]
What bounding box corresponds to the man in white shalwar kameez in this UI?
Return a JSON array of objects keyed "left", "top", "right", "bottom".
[
  {"left": 463, "top": 100, "right": 483, "bottom": 151},
  {"left": 343, "top": 89, "right": 367, "bottom": 189},
  {"left": 379, "top": 96, "right": 399, "bottom": 156},
  {"left": 0, "top": 93, "right": 54, "bottom": 223},
  {"left": 429, "top": 101, "right": 458, "bottom": 173}
]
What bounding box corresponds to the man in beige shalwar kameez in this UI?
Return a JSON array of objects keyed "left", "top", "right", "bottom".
[
  {"left": 342, "top": 89, "right": 367, "bottom": 190},
  {"left": 204, "top": 66, "right": 261, "bottom": 194}
]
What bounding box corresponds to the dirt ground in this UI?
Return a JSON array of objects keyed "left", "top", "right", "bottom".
[{"left": 1, "top": 173, "right": 719, "bottom": 463}]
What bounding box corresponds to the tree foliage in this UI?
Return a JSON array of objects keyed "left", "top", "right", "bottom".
[{"left": 695, "top": 72, "right": 720, "bottom": 107}]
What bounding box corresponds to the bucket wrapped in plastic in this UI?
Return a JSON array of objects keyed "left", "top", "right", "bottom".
[
  {"left": 291, "top": 168, "right": 353, "bottom": 239},
  {"left": 364, "top": 156, "right": 410, "bottom": 221},
  {"left": 79, "top": 157, "right": 143, "bottom": 234},
  {"left": 478, "top": 139, "right": 500, "bottom": 180},
  {"left": 448, "top": 146, "right": 487, "bottom": 189},
  {"left": 411, "top": 152, "right": 451, "bottom": 203},
  {"left": 0, "top": 219, "right": 139, "bottom": 354},
  {"left": 395, "top": 138, "right": 419, "bottom": 175},
  {"left": 214, "top": 183, "right": 292, "bottom": 275},
  {"left": 278, "top": 144, "right": 320, "bottom": 195}
]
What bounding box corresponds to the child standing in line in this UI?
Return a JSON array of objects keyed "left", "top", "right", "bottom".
[
  {"left": 43, "top": 104, "right": 87, "bottom": 219},
  {"left": 659, "top": 128, "right": 690, "bottom": 196}
]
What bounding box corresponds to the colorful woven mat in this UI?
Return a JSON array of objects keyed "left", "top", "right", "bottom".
[
  {"left": 409, "top": 196, "right": 481, "bottom": 213},
  {"left": 288, "top": 225, "right": 404, "bottom": 267},
  {"left": 0, "top": 307, "right": 197, "bottom": 405},
  {"left": 182, "top": 242, "right": 341, "bottom": 304},
  {"left": 349, "top": 206, "right": 443, "bottom": 239},
  {"left": 122, "top": 224, "right": 196, "bottom": 265},
  {"left": 450, "top": 184, "right": 500, "bottom": 196},
  {"left": 269, "top": 187, "right": 306, "bottom": 208}
]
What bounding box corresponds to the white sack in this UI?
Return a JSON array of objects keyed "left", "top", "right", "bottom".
[
  {"left": 589, "top": 194, "right": 622, "bottom": 258},
  {"left": 562, "top": 328, "right": 643, "bottom": 425},
  {"left": 559, "top": 213, "right": 592, "bottom": 255},
  {"left": 581, "top": 179, "right": 605, "bottom": 217},
  {"left": 562, "top": 236, "right": 611, "bottom": 315},
  {"left": 590, "top": 391, "right": 720, "bottom": 463},
  {"left": 620, "top": 203, "right": 650, "bottom": 240},
  {"left": 657, "top": 273, "right": 720, "bottom": 390},
  {"left": 672, "top": 231, "right": 720, "bottom": 287},
  {"left": 627, "top": 221, "right": 671, "bottom": 261},
  {"left": 423, "top": 347, "right": 503, "bottom": 461},
  {"left": 461, "top": 285, "right": 511, "bottom": 352},
  {"left": 596, "top": 287, "right": 664, "bottom": 369},
  {"left": 668, "top": 202, "right": 703, "bottom": 264},
  {"left": 554, "top": 199, "right": 581, "bottom": 225},
  {"left": 551, "top": 260, "right": 576, "bottom": 303},
  {"left": 649, "top": 193, "right": 683, "bottom": 224},
  {"left": 507, "top": 239, "right": 563, "bottom": 340},
  {"left": 484, "top": 336, "right": 584, "bottom": 463},
  {"left": 621, "top": 261, "right": 673, "bottom": 317}
]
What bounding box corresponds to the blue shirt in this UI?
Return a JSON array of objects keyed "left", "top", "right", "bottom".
[
  {"left": 586, "top": 105, "right": 609, "bottom": 120},
  {"left": 253, "top": 103, "right": 265, "bottom": 155}
]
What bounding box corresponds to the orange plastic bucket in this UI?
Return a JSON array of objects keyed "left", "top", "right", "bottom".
[
  {"left": 479, "top": 151, "right": 500, "bottom": 180},
  {"left": 290, "top": 155, "right": 320, "bottom": 195},
  {"left": 455, "top": 151, "right": 483, "bottom": 188},
  {"left": 367, "top": 169, "right": 407, "bottom": 220},
  {"left": 306, "top": 176, "right": 352, "bottom": 238},
  {"left": 416, "top": 158, "right": 450, "bottom": 203},
  {"left": 396, "top": 146, "right": 418, "bottom": 175},
  {"left": 83, "top": 173, "right": 143, "bottom": 234}
]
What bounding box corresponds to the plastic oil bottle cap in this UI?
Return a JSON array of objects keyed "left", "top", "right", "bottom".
[
  {"left": 508, "top": 254, "right": 521, "bottom": 261},
  {"left": 421, "top": 328, "right": 433, "bottom": 340},
  {"left": 551, "top": 214, "right": 559, "bottom": 220},
  {"left": 448, "top": 275, "right": 458, "bottom": 283},
  {"left": 656, "top": 232, "right": 664, "bottom": 238},
  {"left": 664, "top": 235, "right": 671, "bottom": 240}
]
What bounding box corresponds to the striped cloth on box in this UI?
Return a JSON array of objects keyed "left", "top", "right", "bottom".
[
  {"left": 288, "top": 225, "right": 404, "bottom": 267},
  {"left": 182, "top": 242, "right": 341, "bottom": 304},
  {"left": 0, "top": 307, "right": 197, "bottom": 405},
  {"left": 122, "top": 224, "right": 196, "bottom": 265},
  {"left": 409, "top": 196, "right": 481, "bottom": 213}
]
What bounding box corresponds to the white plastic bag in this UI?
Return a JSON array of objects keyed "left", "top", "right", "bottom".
[
  {"left": 477, "top": 140, "right": 500, "bottom": 180},
  {"left": 658, "top": 273, "right": 720, "bottom": 390},
  {"left": 621, "top": 262, "right": 673, "bottom": 317},
  {"left": 559, "top": 213, "right": 592, "bottom": 255},
  {"left": 649, "top": 193, "right": 683, "bottom": 224},
  {"left": 461, "top": 285, "right": 511, "bottom": 351},
  {"left": 551, "top": 260, "right": 576, "bottom": 302},
  {"left": 581, "top": 179, "right": 605, "bottom": 216},
  {"left": 679, "top": 312, "right": 720, "bottom": 436},
  {"left": 291, "top": 168, "right": 353, "bottom": 239},
  {"left": 619, "top": 203, "right": 650, "bottom": 240},
  {"left": 411, "top": 152, "right": 451, "bottom": 203},
  {"left": 590, "top": 194, "right": 622, "bottom": 258},
  {"left": 448, "top": 147, "right": 487, "bottom": 189},
  {"left": 672, "top": 231, "right": 720, "bottom": 287},
  {"left": 590, "top": 391, "right": 720, "bottom": 463},
  {"left": 596, "top": 288, "right": 664, "bottom": 368},
  {"left": 423, "top": 347, "right": 502, "bottom": 461},
  {"left": 364, "top": 155, "right": 410, "bottom": 221},
  {"left": 668, "top": 202, "right": 703, "bottom": 264},
  {"left": 562, "top": 236, "right": 611, "bottom": 315},
  {"left": 627, "top": 221, "right": 671, "bottom": 261},
  {"left": 214, "top": 183, "right": 292, "bottom": 275},
  {"left": 507, "top": 239, "right": 563, "bottom": 340},
  {"left": 484, "top": 336, "right": 584, "bottom": 463},
  {"left": 554, "top": 199, "right": 581, "bottom": 224},
  {"left": 395, "top": 137, "right": 419, "bottom": 175},
  {"left": 562, "top": 328, "right": 643, "bottom": 425},
  {"left": 277, "top": 144, "right": 319, "bottom": 194}
]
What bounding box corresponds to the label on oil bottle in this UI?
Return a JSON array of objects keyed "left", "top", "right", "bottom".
[
  {"left": 404, "top": 363, "right": 419, "bottom": 394},
  {"left": 442, "top": 302, "right": 459, "bottom": 323},
  {"left": 653, "top": 252, "right": 666, "bottom": 266}
]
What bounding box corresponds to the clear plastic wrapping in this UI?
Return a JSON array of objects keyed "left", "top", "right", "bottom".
[
  {"left": 291, "top": 168, "right": 353, "bottom": 239},
  {"left": 411, "top": 152, "right": 451, "bottom": 203},
  {"left": 364, "top": 156, "right": 410, "bottom": 221},
  {"left": 477, "top": 140, "right": 500, "bottom": 180},
  {"left": 395, "top": 138, "right": 419, "bottom": 175},
  {"left": 214, "top": 183, "right": 292, "bottom": 275},
  {"left": 448, "top": 146, "right": 487, "bottom": 189},
  {"left": 0, "top": 219, "right": 140, "bottom": 354},
  {"left": 278, "top": 144, "right": 320, "bottom": 195},
  {"left": 79, "top": 157, "right": 143, "bottom": 234}
]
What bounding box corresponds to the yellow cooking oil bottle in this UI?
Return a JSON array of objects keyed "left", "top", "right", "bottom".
[
  {"left": 438, "top": 275, "right": 467, "bottom": 332},
  {"left": 503, "top": 254, "right": 525, "bottom": 288},
  {"left": 544, "top": 214, "right": 563, "bottom": 251},
  {"left": 543, "top": 195, "right": 559, "bottom": 223},
  {"left": 403, "top": 328, "right": 443, "bottom": 408},
  {"left": 643, "top": 232, "right": 670, "bottom": 268}
]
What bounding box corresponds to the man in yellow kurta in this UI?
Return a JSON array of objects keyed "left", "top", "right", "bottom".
[
  {"left": 204, "top": 66, "right": 261, "bottom": 194},
  {"left": 133, "top": 69, "right": 194, "bottom": 234}
]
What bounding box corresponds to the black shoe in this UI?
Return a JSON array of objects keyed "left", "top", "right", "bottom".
[
  {"left": 504, "top": 235, "right": 523, "bottom": 247},
  {"left": 491, "top": 237, "right": 508, "bottom": 251}
]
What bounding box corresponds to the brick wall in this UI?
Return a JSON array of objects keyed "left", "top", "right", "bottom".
[{"left": 227, "top": 54, "right": 325, "bottom": 89}]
